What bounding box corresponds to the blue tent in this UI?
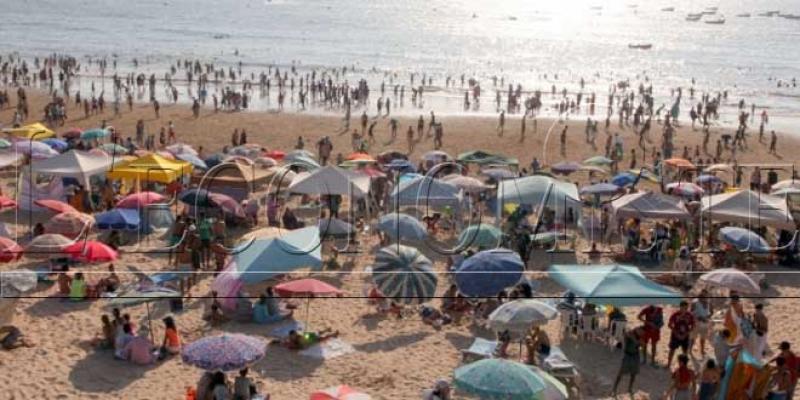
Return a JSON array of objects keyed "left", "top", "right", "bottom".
[
  {"left": 43, "top": 138, "right": 69, "bottom": 152},
  {"left": 548, "top": 264, "right": 682, "bottom": 307},
  {"left": 95, "top": 208, "right": 141, "bottom": 230},
  {"left": 611, "top": 172, "right": 637, "bottom": 187},
  {"left": 455, "top": 249, "right": 524, "bottom": 297},
  {"left": 233, "top": 226, "right": 322, "bottom": 284},
  {"left": 377, "top": 213, "right": 427, "bottom": 241}
]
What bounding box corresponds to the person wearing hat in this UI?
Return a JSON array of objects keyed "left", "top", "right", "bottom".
[{"left": 421, "top": 379, "right": 451, "bottom": 400}]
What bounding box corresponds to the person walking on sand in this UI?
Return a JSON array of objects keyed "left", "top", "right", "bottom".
[
  {"left": 520, "top": 115, "right": 526, "bottom": 142},
  {"left": 612, "top": 327, "right": 642, "bottom": 398},
  {"left": 389, "top": 118, "right": 398, "bottom": 141},
  {"left": 434, "top": 123, "right": 443, "bottom": 150},
  {"left": 417, "top": 115, "right": 425, "bottom": 140},
  {"left": 560, "top": 125, "right": 568, "bottom": 157},
  {"left": 407, "top": 126, "right": 415, "bottom": 154},
  {"left": 427, "top": 111, "right": 436, "bottom": 137},
  {"left": 769, "top": 130, "right": 778, "bottom": 154},
  {"left": 360, "top": 111, "right": 368, "bottom": 134},
  {"left": 153, "top": 99, "right": 160, "bottom": 118},
  {"left": 497, "top": 110, "right": 505, "bottom": 137}
]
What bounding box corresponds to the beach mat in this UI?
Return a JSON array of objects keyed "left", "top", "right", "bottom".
[{"left": 299, "top": 338, "right": 354, "bottom": 360}]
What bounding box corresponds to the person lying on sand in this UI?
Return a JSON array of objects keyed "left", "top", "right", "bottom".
[
  {"left": 420, "top": 305, "right": 452, "bottom": 329},
  {"left": 279, "top": 329, "right": 339, "bottom": 351},
  {"left": 0, "top": 326, "right": 35, "bottom": 351}
]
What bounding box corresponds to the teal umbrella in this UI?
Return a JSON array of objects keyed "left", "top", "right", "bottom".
[
  {"left": 81, "top": 128, "right": 110, "bottom": 140},
  {"left": 458, "top": 223, "right": 504, "bottom": 249},
  {"left": 0, "top": 139, "right": 12, "bottom": 149},
  {"left": 108, "top": 286, "right": 181, "bottom": 342},
  {"left": 377, "top": 213, "right": 427, "bottom": 241},
  {"left": 548, "top": 264, "right": 682, "bottom": 307},
  {"left": 454, "top": 359, "right": 567, "bottom": 400},
  {"left": 372, "top": 245, "right": 437, "bottom": 304},
  {"left": 583, "top": 155, "right": 613, "bottom": 166}
]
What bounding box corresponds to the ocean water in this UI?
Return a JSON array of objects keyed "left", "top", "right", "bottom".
[{"left": 2, "top": 0, "right": 799, "bottom": 130}]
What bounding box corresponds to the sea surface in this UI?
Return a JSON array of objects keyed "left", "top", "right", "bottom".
[{"left": 2, "top": 0, "right": 799, "bottom": 130}]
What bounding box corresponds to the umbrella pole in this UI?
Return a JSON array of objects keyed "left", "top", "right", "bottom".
[
  {"left": 146, "top": 302, "right": 155, "bottom": 344},
  {"left": 305, "top": 297, "right": 311, "bottom": 331}
]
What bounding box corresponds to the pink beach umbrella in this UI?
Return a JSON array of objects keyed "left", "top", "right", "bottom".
[
  {"left": 45, "top": 212, "right": 94, "bottom": 238},
  {"left": 0, "top": 237, "right": 23, "bottom": 262},
  {"left": 64, "top": 240, "right": 118, "bottom": 263},
  {"left": 34, "top": 199, "right": 78, "bottom": 214},
  {"left": 310, "top": 385, "right": 371, "bottom": 400},
  {"left": 209, "top": 193, "right": 245, "bottom": 218},
  {"left": 116, "top": 191, "right": 168, "bottom": 209},
  {"left": 666, "top": 182, "right": 705, "bottom": 198},
  {"left": 25, "top": 233, "right": 73, "bottom": 258},
  {"left": 0, "top": 195, "right": 18, "bottom": 210}
]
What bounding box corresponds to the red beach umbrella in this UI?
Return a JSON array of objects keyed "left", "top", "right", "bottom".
[
  {"left": 0, "top": 237, "right": 23, "bottom": 262},
  {"left": 64, "top": 240, "right": 118, "bottom": 263},
  {"left": 116, "top": 191, "right": 167, "bottom": 209}
]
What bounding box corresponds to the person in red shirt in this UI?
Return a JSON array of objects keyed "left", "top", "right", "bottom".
[
  {"left": 770, "top": 341, "right": 799, "bottom": 399},
  {"left": 638, "top": 304, "right": 664, "bottom": 365},
  {"left": 667, "top": 301, "right": 695, "bottom": 369},
  {"left": 664, "top": 354, "right": 696, "bottom": 400}
]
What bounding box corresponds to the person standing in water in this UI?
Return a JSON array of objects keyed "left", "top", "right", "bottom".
[
  {"left": 769, "top": 131, "right": 778, "bottom": 154},
  {"left": 497, "top": 110, "right": 505, "bottom": 137},
  {"left": 520, "top": 115, "right": 526, "bottom": 142}
]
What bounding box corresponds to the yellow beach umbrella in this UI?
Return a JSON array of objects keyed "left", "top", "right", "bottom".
[{"left": 3, "top": 122, "right": 56, "bottom": 139}]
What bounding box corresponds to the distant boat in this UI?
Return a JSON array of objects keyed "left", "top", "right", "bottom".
[
  {"left": 590, "top": 6, "right": 603, "bottom": 10},
  {"left": 758, "top": 10, "right": 780, "bottom": 17},
  {"left": 780, "top": 14, "right": 800, "bottom": 20},
  {"left": 686, "top": 13, "right": 702, "bottom": 21},
  {"left": 705, "top": 16, "right": 726, "bottom": 24},
  {"left": 508, "top": 16, "right": 517, "bottom": 21},
  {"left": 661, "top": 7, "right": 675, "bottom": 12},
  {"left": 736, "top": 13, "right": 751, "bottom": 18},
  {"left": 628, "top": 43, "right": 653, "bottom": 50}
]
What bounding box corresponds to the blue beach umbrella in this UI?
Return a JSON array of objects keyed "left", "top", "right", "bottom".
[
  {"left": 611, "top": 172, "right": 637, "bottom": 187},
  {"left": 95, "top": 208, "right": 141, "bottom": 230},
  {"left": 696, "top": 174, "right": 722, "bottom": 184},
  {"left": 376, "top": 213, "right": 427, "bottom": 241},
  {"left": 178, "top": 188, "right": 213, "bottom": 208},
  {"left": 42, "top": 138, "right": 69, "bottom": 151},
  {"left": 234, "top": 226, "right": 322, "bottom": 284},
  {"left": 458, "top": 223, "right": 504, "bottom": 249},
  {"left": 719, "top": 226, "right": 770, "bottom": 253},
  {"left": 455, "top": 249, "right": 524, "bottom": 297},
  {"left": 372, "top": 244, "right": 437, "bottom": 304},
  {"left": 454, "top": 359, "right": 567, "bottom": 400},
  {"left": 81, "top": 128, "right": 109, "bottom": 140},
  {"left": 385, "top": 159, "right": 416, "bottom": 173}
]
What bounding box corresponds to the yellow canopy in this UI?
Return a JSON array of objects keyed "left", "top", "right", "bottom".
[
  {"left": 3, "top": 122, "right": 55, "bottom": 139},
  {"left": 106, "top": 153, "right": 193, "bottom": 183}
]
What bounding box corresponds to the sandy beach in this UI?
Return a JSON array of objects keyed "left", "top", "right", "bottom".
[{"left": 0, "top": 85, "right": 799, "bottom": 400}]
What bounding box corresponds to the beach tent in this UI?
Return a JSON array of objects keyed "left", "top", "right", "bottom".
[
  {"left": 548, "top": 264, "right": 682, "bottom": 307},
  {"left": 95, "top": 208, "right": 141, "bottom": 230},
  {"left": 457, "top": 150, "right": 518, "bottom": 166},
  {"left": 0, "top": 151, "right": 23, "bottom": 169},
  {"left": 30, "top": 150, "right": 113, "bottom": 188},
  {"left": 700, "top": 189, "right": 794, "bottom": 229},
  {"left": 611, "top": 191, "right": 691, "bottom": 221},
  {"left": 192, "top": 159, "right": 273, "bottom": 201},
  {"left": 106, "top": 153, "right": 193, "bottom": 183},
  {"left": 496, "top": 175, "right": 581, "bottom": 217},
  {"left": 287, "top": 166, "right": 370, "bottom": 197},
  {"left": 229, "top": 226, "right": 322, "bottom": 284},
  {"left": 3, "top": 122, "right": 55, "bottom": 139},
  {"left": 388, "top": 176, "right": 463, "bottom": 208}
]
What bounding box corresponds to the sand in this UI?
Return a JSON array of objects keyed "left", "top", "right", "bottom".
[{"left": 0, "top": 89, "right": 799, "bottom": 400}]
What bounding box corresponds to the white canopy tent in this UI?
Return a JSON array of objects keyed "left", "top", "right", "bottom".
[
  {"left": 287, "top": 165, "right": 370, "bottom": 197},
  {"left": 611, "top": 191, "right": 691, "bottom": 221},
  {"left": 701, "top": 189, "right": 795, "bottom": 230},
  {"left": 30, "top": 150, "right": 113, "bottom": 188},
  {"left": 496, "top": 175, "right": 582, "bottom": 221},
  {"left": 388, "top": 176, "right": 463, "bottom": 208}
]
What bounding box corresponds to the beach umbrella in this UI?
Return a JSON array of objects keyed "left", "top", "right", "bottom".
[
  {"left": 0, "top": 237, "right": 23, "bottom": 262},
  {"left": 25, "top": 233, "right": 72, "bottom": 257},
  {"left": 357, "top": 167, "right": 386, "bottom": 179},
  {"left": 310, "top": 385, "right": 371, "bottom": 400},
  {"left": 275, "top": 279, "right": 341, "bottom": 297},
  {"left": 42, "top": 138, "right": 69, "bottom": 152},
  {"left": 264, "top": 150, "right": 286, "bottom": 160},
  {"left": 718, "top": 227, "right": 770, "bottom": 253},
  {"left": 64, "top": 240, "right": 118, "bottom": 262},
  {"left": 100, "top": 143, "right": 128, "bottom": 155},
  {"left": 455, "top": 249, "right": 524, "bottom": 297},
  {"left": 182, "top": 334, "right": 267, "bottom": 372},
  {"left": 204, "top": 153, "right": 225, "bottom": 168},
  {"left": 229, "top": 145, "right": 262, "bottom": 159},
  {"left": 377, "top": 150, "right": 407, "bottom": 163},
  {"left": 550, "top": 161, "right": 582, "bottom": 175},
  {"left": 530, "top": 231, "right": 575, "bottom": 246},
  {"left": 398, "top": 172, "right": 422, "bottom": 184},
  {"left": 583, "top": 155, "right": 613, "bottom": 166},
  {"left": 232, "top": 226, "right": 322, "bottom": 284},
  {"left": 441, "top": 174, "right": 491, "bottom": 193},
  {"left": 664, "top": 158, "right": 695, "bottom": 169},
  {"left": 580, "top": 165, "right": 608, "bottom": 175},
  {"left": 178, "top": 188, "right": 213, "bottom": 208},
  {"left": 34, "top": 199, "right": 78, "bottom": 214},
  {"left": 666, "top": 182, "right": 704, "bottom": 198},
  {"left": 548, "top": 264, "right": 682, "bottom": 307},
  {"left": 422, "top": 150, "right": 451, "bottom": 162},
  {"left": 45, "top": 212, "right": 94, "bottom": 238},
  {"left": 611, "top": 172, "right": 637, "bottom": 187},
  {"left": 704, "top": 163, "right": 733, "bottom": 174},
  {"left": 0, "top": 195, "right": 17, "bottom": 210},
  {"left": 13, "top": 140, "right": 58, "bottom": 158},
  {"left": 116, "top": 191, "right": 167, "bottom": 209},
  {"left": 772, "top": 179, "right": 800, "bottom": 191},
  {"left": 458, "top": 223, "right": 504, "bottom": 249},
  {"left": 156, "top": 150, "right": 176, "bottom": 160},
  {"left": 80, "top": 128, "right": 109, "bottom": 140},
  {"left": 377, "top": 213, "right": 427, "bottom": 241},
  {"left": 454, "top": 359, "right": 567, "bottom": 400},
  {"left": 318, "top": 218, "right": 354, "bottom": 237},
  {"left": 372, "top": 245, "right": 437, "bottom": 304},
  {"left": 384, "top": 159, "right": 416, "bottom": 173},
  {"left": 488, "top": 300, "right": 559, "bottom": 334},
  {"left": 696, "top": 174, "right": 722, "bottom": 184},
  {"left": 208, "top": 192, "right": 245, "bottom": 218},
  {"left": 95, "top": 208, "right": 141, "bottom": 230},
  {"left": 110, "top": 285, "right": 182, "bottom": 342},
  {"left": 345, "top": 152, "right": 375, "bottom": 162},
  {"left": 0, "top": 139, "right": 11, "bottom": 149},
  {"left": 166, "top": 143, "right": 198, "bottom": 156},
  {"left": 772, "top": 187, "right": 800, "bottom": 198},
  {"left": 255, "top": 156, "right": 278, "bottom": 168},
  {"left": 630, "top": 169, "right": 660, "bottom": 183},
  {"left": 60, "top": 128, "right": 83, "bottom": 139},
  {"left": 481, "top": 167, "right": 517, "bottom": 181},
  {"left": 698, "top": 268, "right": 760, "bottom": 294},
  {"left": 176, "top": 153, "right": 208, "bottom": 170},
  {"left": 579, "top": 182, "right": 622, "bottom": 196}
]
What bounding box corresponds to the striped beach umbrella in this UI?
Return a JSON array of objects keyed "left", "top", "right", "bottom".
[
  {"left": 372, "top": 245, "right": 437, "bottom": 304},
  {"left": 182, "top": 334, "right": 266, "bottom": 372}
]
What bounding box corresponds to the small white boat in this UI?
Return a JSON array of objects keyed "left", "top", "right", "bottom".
[
  {"left": 628, "top": 43, "right": 653, "bottom": 50},
  {"left": 758, "top": 10, "right": 780, "bottom": 17},
  {"left": 686, "top": 13, "right": 703, "bottom": 21},
  {"left": 705, "top": 16, "right": 726, "bottom": 24},
  {"left": 661, "top": 7, "right": 675, "bottom": 12},
  {"left": 736, "top": 13, "right": 751, "bottom": 18},
  {"left": 780, "top": 14, "right": 800, "bottom": 20}
]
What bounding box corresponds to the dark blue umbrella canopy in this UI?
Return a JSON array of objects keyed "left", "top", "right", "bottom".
[{"left": 455, "top": 249, "right": 525, "bottom": 297}]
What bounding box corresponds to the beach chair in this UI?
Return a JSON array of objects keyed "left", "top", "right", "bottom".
[
  {"left": 539, "top": 346, "right": 580, "bottom": 393},
  {"left": 460, "top": 337, "right": 499, "bottom": 364},
  {"left": 578, "top": 314, "right": 600, "bottom": 342},
  {"left": 559, "top": 309, "right": 579, "bottom": 340}
]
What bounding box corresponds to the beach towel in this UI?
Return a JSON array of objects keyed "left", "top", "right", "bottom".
[
  {"left": 298, "top": 338, "right": 354, "bottom": 360},
  {"left": 717, "top": 349, "right": 762, "bottom": 400},
  {"left": 269, "top": 321, "right": 304, "bottom": 339}
]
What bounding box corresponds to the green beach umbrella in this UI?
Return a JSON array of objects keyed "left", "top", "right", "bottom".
[
  {"left": 81, "top": 128, "right": 110, "bottom": 140},
  {"left": 0, "top": 139, "right": 11, "bottom": 149},
  {"left": 583, "top": 155, "right": 613, "bottom": 166},
  {"left": 454, "top": 359, "right": 567, "bottom": 400},
  {"left": 458, "top": 223, "right": 504, "bottom": 249}
]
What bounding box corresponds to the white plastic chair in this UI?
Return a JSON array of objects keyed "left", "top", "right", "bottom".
[
  {"left": 578, "top": 314, "right": 599, "bottom": 342},
  {"left": 559, "top": 309, "right": 579, "bottom": 339}
]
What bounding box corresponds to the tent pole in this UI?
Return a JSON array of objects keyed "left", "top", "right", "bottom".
[{"left": 146, "top": 302, "right": 155, "bottom": 343}]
